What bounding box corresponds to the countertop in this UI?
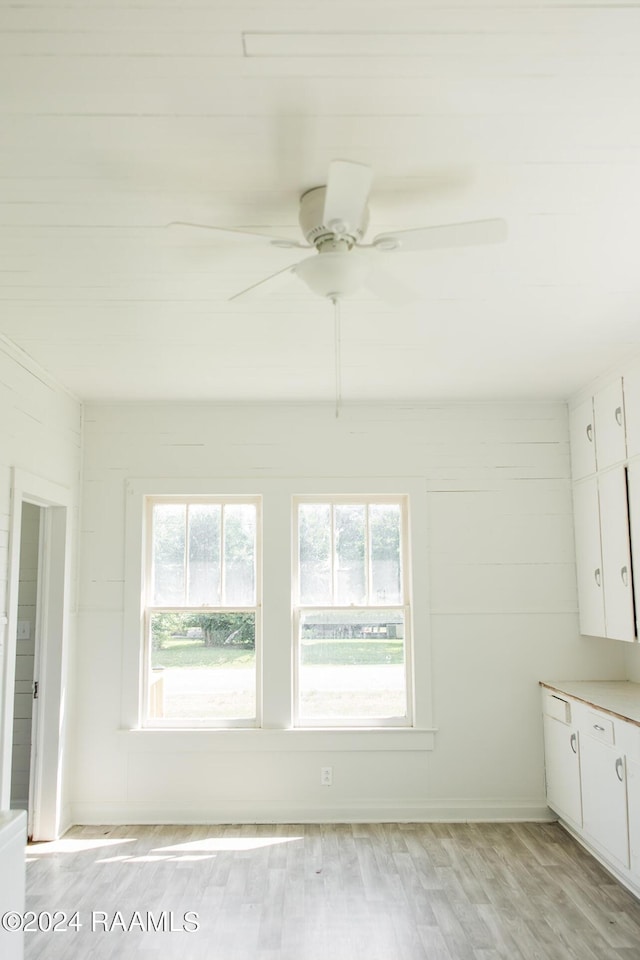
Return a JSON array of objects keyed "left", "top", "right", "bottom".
[{"left": 540, "top": 680, "right": 640, "bottom": 727}]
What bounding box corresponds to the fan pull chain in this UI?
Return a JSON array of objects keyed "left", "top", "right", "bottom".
[{"left": 332, "top": 296, "right": 342, "bottom": 419}]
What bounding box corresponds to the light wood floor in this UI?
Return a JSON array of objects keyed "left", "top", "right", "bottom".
[{"left": 24, "top": 821, "right": 640, "bottom": 960}]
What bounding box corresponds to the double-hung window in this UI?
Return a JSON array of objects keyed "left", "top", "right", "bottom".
[
  {"left": 144, "top": 496, "right": 260, "bottom": 727},
  {"left": 133, "top": 486, "right": 420, "bottom": 733},
  {"left": 293, "top": 496, "right": 411, "bottom": 726}
]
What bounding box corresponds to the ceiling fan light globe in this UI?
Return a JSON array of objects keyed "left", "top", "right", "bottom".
[{"left": 294, "top": 252, "right": 370, "bottom": 299}]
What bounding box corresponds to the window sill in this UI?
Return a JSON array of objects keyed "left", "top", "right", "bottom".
[{"left": 119, "top": 727, "right": 436, "bottom": 752}]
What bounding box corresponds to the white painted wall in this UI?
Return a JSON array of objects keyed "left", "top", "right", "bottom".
[
  {"left": 73, "top": 400, "right": 626, "bottom": 823},
  {"left": 0, "top": 341, "right": 81, "bottom": 831}
]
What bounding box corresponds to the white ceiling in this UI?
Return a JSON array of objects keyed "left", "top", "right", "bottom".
[{"left": 2, "top": 0, "right": 640, "bottom": 403}]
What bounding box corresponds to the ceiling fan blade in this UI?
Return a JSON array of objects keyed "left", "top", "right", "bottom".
[
  {"left": 365, "top": 266, "right": 417, "bottom": 305},
  {"left": 228, "top": 261, "right": 303, "bottom": 302},
  {"left": 371, "top": 218, "right": 507, "bottom": 253},
  {"left": 167, "top": 221, "right": 308, "bottom": 249},
  {"left": 322, "top": 160, "right": 374, "bottom": 235}
]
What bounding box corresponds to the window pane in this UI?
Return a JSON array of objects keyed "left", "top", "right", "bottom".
[
  {"left": 370, "top": 503, "right": 403, "bottom": 604},
  {"left": 223, "top": 504, "right": 256, "bottom": 605},
  {"left": 149, "top": 612, "right": 256, "bottom": 723},
  {"left": 187, "top": 504, "right": 221, "bottom": 605},
  {"left": 298, "top": 609, "right": 406, "bottom": 721},
  {"left": 299, "top": 504, "right": 331, "bottom": 604},
  {"left": 152, "top": 504, "right": 185, "bottom": 605},
  {"left": 335, "top": 504, "right": 366, "bottom": 604}
]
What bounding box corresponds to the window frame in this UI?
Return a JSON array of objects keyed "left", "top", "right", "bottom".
[
  {"left": 122, "top": 477, "right": 434, "bottom": 750},
  {"left": 292, "top": 494, "right": 413, "bottom": 728},
  {"left": 141, "top": 494, "right": 262, "bottom": 729}
]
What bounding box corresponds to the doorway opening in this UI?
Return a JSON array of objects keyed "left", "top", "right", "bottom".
[
  {"left": 10, "top": 502, "right": 42, "bottom": 837},
  {"left": 1, "top": 469, "right": 72, "bottom": 841}
]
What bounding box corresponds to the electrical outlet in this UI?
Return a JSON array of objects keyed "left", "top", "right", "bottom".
[{"left": 320, "top": 766, "right": 332, "bottom": 786}]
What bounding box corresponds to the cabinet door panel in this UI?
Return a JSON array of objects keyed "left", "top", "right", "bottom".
[
  {"left": 627, "top": 757, "right": 640, "bottom": 881},
  {"left": 543, "top": 715, "right": 582, "bottom": 827},
  {"left": 594, "top": 379, "right": 626, "bottom": 470},
  {"left": 623, "top": 367, "right": 640, "bottom": 460},
  {"left": 599, "top": 468, "right": 636, "bottom": 642},
  {"left": 628, "top": 463, "right": 640, "bottom": 639},
  {"left": 570, "top": 398, "right": 597, "bottom": 480},
  {"left": 581, "top": 735, "right": 629, "bottom": 869},
  {"left": 572, "top": 478, "right": 605, "bottom": 637}
]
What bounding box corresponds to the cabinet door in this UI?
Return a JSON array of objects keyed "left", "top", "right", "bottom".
[
  {"left": 594, "top": 379, "right": 626, "bottom": 470},
  {"left": 570, "top": 397, "right": 597, "bottom": 480},
  {"left": 572, "top": 478, "right": 605, "bottom": 637},
  {"left": 580, "top": 735, "right": 629, "bottom": 868},
  {"left": 599, "top": 468, "right": 636, "bottom": 642},
  {"left": 543, "top": 715, "right": 582, "bottom": 827},
  {"left": 627, "top": 757, "right": 640, "bottom": 881},
  {"left": 627, "top": 462, "right": 640, "bottom": 639},
  {"left": 623, "top": 367, "right": 640, "bottom": 460}
]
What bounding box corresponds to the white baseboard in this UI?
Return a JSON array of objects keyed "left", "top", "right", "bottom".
[
  {"left": 69, "top": 798, "right": 554, "bottom": 826},
  {"left": 57, "top": 803, "right": 73, "bottom": 840}
]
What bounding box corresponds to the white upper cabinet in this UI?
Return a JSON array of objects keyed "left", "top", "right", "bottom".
[
  {"left": 598, "top": 468, "right": 636, "bottom": 642},
  {"left": 623, "top": 366, "right": 640, "bottom": 460},
  {"left": 593, "top": 378, "right": 626, "bottom": 470},
  {"left": 569, "top": 397, "right": 596, "bottom": 480},
  {"left": 570, "top": 378, "right": 626, "bottom": 479},
  {"left": 570, "top": 368, "right": 640, "bottom": 642},
  {"left": 627, "top": 462, "right": 640, "bottom": 638},
  {"left": 572, "top": 477, "right": 605, "bottom": 638},
  {"left": 572, "top": 469, "right": 636, "bottom": 641}
]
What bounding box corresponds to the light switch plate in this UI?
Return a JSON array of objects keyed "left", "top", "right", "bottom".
[{"left": 17, "top": 620, "right": 30, "bottom": 640}]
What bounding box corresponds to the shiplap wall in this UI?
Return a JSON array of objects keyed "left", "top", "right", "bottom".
[
  {"left": 0, "top": 343, "right": 81, "bottom": 824},
  {"left": 10, "top": 502, "right": 40, "bottom": 809},
  {"left": 74, "top": 400, "right": 626, "bottom": 823}
]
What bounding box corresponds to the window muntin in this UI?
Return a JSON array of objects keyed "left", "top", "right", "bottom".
[
  {"left": 144, "top": 497, "right": 260, "bottom": 728},
  {"left": 151, "top": 501, "right": 256, "bottom": 607},
  {"left": 294, "top": 497, "right": 411, "bottom": 727}
]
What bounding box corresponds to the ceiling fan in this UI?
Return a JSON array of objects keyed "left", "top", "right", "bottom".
[{"left": 169, "top": 159, "right": 507, "bottom": 303}]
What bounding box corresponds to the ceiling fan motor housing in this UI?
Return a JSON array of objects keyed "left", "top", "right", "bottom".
[{"left": 299, "top": 185, "right": 370, "bottom": 247}]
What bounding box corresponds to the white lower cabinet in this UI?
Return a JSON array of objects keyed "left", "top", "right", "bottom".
[
  {"left": 542, "top": 687, "right": 640, "bottom": 896},
  {"left": 0, "top": 812, "right": 26, "bottom": 960},
  {"left": 542, "top": 712, "right": 582, "bottom": 828},
  {"left": 580, "top": 733, "right": 629, "bottom": 869},
  {"left": 627, "top": 757, "right": 640, "bottom": 877}
]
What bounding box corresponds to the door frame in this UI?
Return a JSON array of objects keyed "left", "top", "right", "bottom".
[{"left": 1, "top": 469, "right": 72, "bottom": 839}]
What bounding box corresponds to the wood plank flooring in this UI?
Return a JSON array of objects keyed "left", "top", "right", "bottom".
[{"left": 24, "top": 822, "right": 640, "bottom": 960}]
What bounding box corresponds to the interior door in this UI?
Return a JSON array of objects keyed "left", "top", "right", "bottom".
[{"left": 9, "top": 503, "right": 42, "bottom": 838}]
